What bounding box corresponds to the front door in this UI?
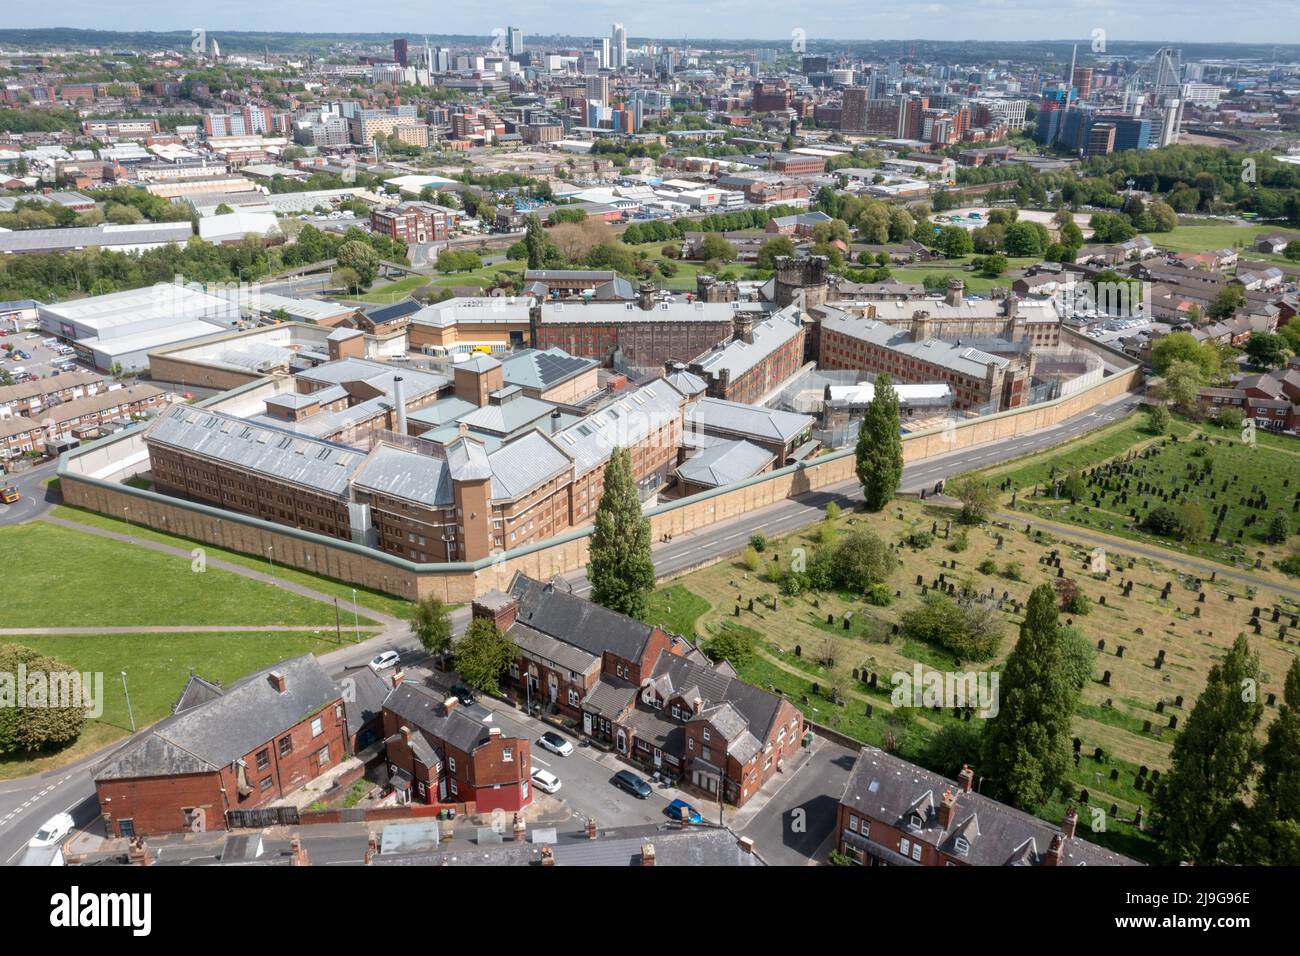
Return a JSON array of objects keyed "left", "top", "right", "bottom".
[
  {"left": 583, "top": 711, "right": 593, "bottom": 736},
  {"left": 547, "top": 674, "right": 558, "bottom": 703},
  {"left": 653, "top": 747, "right": 662, "bottom": 769}
]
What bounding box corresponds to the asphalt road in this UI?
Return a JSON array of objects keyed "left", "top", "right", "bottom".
[{"left": 0, "top": 389, "right": 1144, "bottom": 864}]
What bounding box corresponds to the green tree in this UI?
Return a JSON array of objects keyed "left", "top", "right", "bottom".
[
  {"left": 1145, "top": 402, "right": 1172, "bottom": 435},
  {"left": 1153, "top": 634, "right": 1263, "bottom": 864},
  {"left": 951, "top": 474, "right": 996, "bottom": 524},
  {"left": 408, "top": 594, "right": 453, "bottom": 659},
  {"left": 524, "top": 214, "right": 546, "bottom": 269},
  {"left": 453, "top": 617, "right": 516, "bottom": 696},
  {"left": 337, "top": 240, "right": 380, "bottom": 289},
  {"left": 1245, "top": 332, "right": 1288, "bottom": 370},
  {"left": 1176, "top": 500, "right": 1206, "bottom": 543},
  {"left": 756, "top": 236, "right": 795, "bottom": 269},
  {"left": 698, "top": 233, "right": 737, "bottom": 262},
  {"left": 854, "top": 373, "right": 903, "bottom": 511},
  {"left": 1207, "top": 284, "right": 1247, "bottom": 321},
  {"left": 588, "top": 447, "right": 655, "bottom": 619},
  {"left": 1151, "top": 331, "right": 1220, "bottom": 379},
  {"left": 0, "top": 644, "right": 86, "bottom": 754},
  {"left": 1164, "top": 359, "right": 1205, "bottom": 413},
  {"left": 707, "top": 625, "right": 755, "bottom": 668},
  {"left": 832, "top": 529, "right": 898, "bottom": 593},
  {"left": 1244, "top": 658, "right": 1300, "bottom": 863},
  {"left": 1266, "top": 512, "right": 1291, "bottom": 545},
  {"left": 981, "top": 584, "right": 1074, "bottom": 810}
]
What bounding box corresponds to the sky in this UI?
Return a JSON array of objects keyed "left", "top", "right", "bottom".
[{"left": 7, "top": 0, "right": 1300, "bottom": 45}]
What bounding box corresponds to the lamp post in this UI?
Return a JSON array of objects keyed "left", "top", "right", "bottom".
[
  {"left": 121, "top": 671, "right": 136, "bottom": 732},
  {"left": 351, "top": 587, "right": 360, "bottom": 642}
]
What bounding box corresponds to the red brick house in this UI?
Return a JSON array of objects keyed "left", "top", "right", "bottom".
[
  {"left": 92, "top": 655, "right": 348, "bottom": 838},
  {"left": 370, "top": 201, "right": 456, "bottom": 243},
  {"left": 477, "top": 574, "right": 805, "bottom": 806},
  {"left": 835, "top": 747, "right": 1136, "bottom": 866},
  {"left": 381, "top": 680, "right": 531, "bottom": 812}
]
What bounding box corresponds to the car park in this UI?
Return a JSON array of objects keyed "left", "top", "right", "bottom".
[
  {"left": 537, "top": 731, "right": 574, "bottom": 757},
  {"left": 368, "top": 650, "right": 401, "bottom": 672},
  {"left": 612, "top": 769, "right": 652, "bottom": 799},
  {"left": 530, "top": 768, "right": 562, "bottom": 794}
]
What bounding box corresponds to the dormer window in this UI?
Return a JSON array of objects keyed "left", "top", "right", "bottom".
[
  {"left": 908, "top": 813, "right": 924, "bottom": 832},
  {"left": 954, "top": 836, "right": 971, "bottom": 857}
]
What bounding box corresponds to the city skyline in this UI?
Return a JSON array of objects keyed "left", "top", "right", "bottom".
[{"left": 4, "top": 1, "right": 1300, "bottom": 45}]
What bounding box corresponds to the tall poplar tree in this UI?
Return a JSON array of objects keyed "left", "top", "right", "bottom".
[
  {"left": 1153, "top": 634, "right": 1262, "bottom": 864},
  {"left": 855, "top": 372, "right": 903, "bottom": 512},
  {"left": 588, "top": 447, "right": 655, "bottom": 619},
  {"left": 981, "top": 584, "right": 1074, "bottom": 811}
]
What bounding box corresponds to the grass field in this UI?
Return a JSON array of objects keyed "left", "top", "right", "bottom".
[
  {"left": 641, "top": 493, "right": 1300, "bottom": 861},
  {"left": 49, "top": 505, "right": 409, "bottom": 620},
  {"left": 2, "top": 521, "right": 369, "bottom": 629},
  {"left": 969, "top": 412, "right": 1300, "bottom": 569},
  {"left": 342, "top": 274, "right": 431, "bottom": 304},
  {"left": 0, "top": 630, "right": 343, "bottom": 779}
]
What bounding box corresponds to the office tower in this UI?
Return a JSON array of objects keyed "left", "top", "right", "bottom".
[
  {"left": 1157, "top": 97, "right": 1183, "bottom": 147},
  {"left": 507, "top": 26, "right": 523, "bottom": 56},
  {"left": 1153, "top": 48, "right": 1182, "bottom": 97},
  {"left": 1071, "top": 66, "right": 1093, "bottom": 99},
  {"left": 586, "top": 74, "right": 609, "bottom": 107},
  {"left": 598, "top": 37, "right": 611, "bottom": 69},
  {"left": 393, "top": 38, "right": 408, "bottom": 68},
  {"left": 612, "top": 23, "right": 627, "bottom": 69},
  {"left": 840, "top": 86, "right": 867, "bottom": 132}
]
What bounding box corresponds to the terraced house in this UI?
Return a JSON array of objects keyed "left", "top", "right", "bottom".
[{"left": 476, "top": 575, "right": 805, "bottom": 806}]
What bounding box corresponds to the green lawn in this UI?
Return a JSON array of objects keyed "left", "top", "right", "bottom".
[
  {"left": 1155, "top": 220, "right": 1293, "bottom": 261},
  {"left": 429, "top": 259, "right": 525, "bottom": 288},
  {"left": 0, "top": 630, "right": 343, "bottom": 779},
  {"left": 643, "top": 584, "right": 711, "bottom": 639},
  {"left": 342, "top": 274, "right": 430, "bottom": 304},
  {"left": 2, "top": 521, "right": 368, "bottom": 629},
  {"left": 50, "top": 505, "right": 409, "bottom": 620}
]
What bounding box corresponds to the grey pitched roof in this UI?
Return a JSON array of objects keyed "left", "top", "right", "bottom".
[
  {"left": 351, "top": 444, "right": 453, "bottom": 507},
  {"left": 510, "top": 621, "right": 601, "bottom": 676},
  {"left": 816, "top": 309, "right": 1012, "bottom": 377},
  {"left": 684, "top": 397, "right": 813, "bottom": 444},
  {"left": 339, "top": 664, "right": 396, "bottom": 738},
  {"left": 500, "top": 348, "right": 599, "bottom": 391},
  {"left": 93, "top": 655, "right": 341, "bottom": 781},
  {"left": 839, "top": 747, "right": 1138, "bottom": 866},
  {"left": 676, "top": 439, "right": 775, "bottom": 488},
  {"left": 382, "top": 682, "right": 493, "bottom": 755},
  {"left": 172, "top": 673, "right": 225, "bottom": 714},
  {"left": 445, "top": 435, "right": 492, "bottom": 481},
  {"left": 552, "top": 378, "right": 684, "bottom": 476},
  {"left": 510, "top": 574, "right": 660, "bottom": 663},
  {"left": 488, "top": 429, "right": 574, "bottom": 501},
  {"left": 144, "top": 404, "right": 363, "bottom": 498},
  {"left": 654, "top": 652, "right": 784, "bottom": 746},
  {"left": 691, "top": 306, "right": 803, "bottom": 384}
]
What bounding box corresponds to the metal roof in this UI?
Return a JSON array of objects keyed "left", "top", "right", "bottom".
[{"left": 351, "top": 444, "right": 453, "bottom": 507}]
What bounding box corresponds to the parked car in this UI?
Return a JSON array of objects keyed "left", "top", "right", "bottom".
[
  {"left": 28, "top": 812, "right": 75, "bottom": 848},
  {"left": 665, "top": 798, "right": 703, "bottom": 825},
  {"left": 530, "top": 768, "right": 562, "bottom": 795},
  {"left": 368, "top": 650, "right": 401, "bottom": 672},
  {"left": 537, "top": 731, "right": 574, "bottom": 757},
  {"left": 612, "top": 770, "right": 652, "bottom": 799},
  {"left": 450, "top": 684, "right": 477, "bottom": 705},
  {"left": 15, "top": 350, "right": 31, "bottom": 360},
  {"left": 1, "top": 486, "right": 20, "bottom": 504}
]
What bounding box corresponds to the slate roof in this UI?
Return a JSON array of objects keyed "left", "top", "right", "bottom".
[
  {"left": 653, "top": 652, "right": 784, "bottom": 748},
  {"left": 351, "top": 444, "right": 453, "bottom": 507},
  {"left": 382, "top": 682, "right": 494, "bottom": 755},
  {"left": 339, "top": 664, "right": 397, "bottom": 739},
  {"left": 509, "top": 574, "right": 663, "bottom": 664},
  {"left": 93, "top": 655, "right": 341, "bottom": 781},
  {"left": 839, "top": 746, "right": 1138, "bottom": 866},
  {"left": 552, "top": 378, "right": 684, "bottom": 476},
  {"left": 509, "top": 621, "right": 601, "bottom": 676},
  {"left": 690, "top": 305, "right": 803, "bottom": 384},
  {"left": 488, "top": 429, "right": 574, "bottom": 501}
]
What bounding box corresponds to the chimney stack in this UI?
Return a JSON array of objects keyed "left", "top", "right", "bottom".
[
  {"left": 364, "top": 833, "right": 379, "bottom": 865},
  {"left": 442, "top": 697, "right": 458, "bottom": 716},
  {"left": 400, "top": 725, "right": 413, "bottom": 746},
  {"left": 945, "top": 277, "right": 965, "bottom": 308},
  {"left": 692, "top": 696, "right": 703, "bottom": 716},
  {"left": 1003, "top": 289, "right": 1018, "bottom": 318},
  {"left": 290, "top": 834, "right": 310, "bottom": 867},
  {"left": 128, "top": 836, "right": 152, "bottom": 867},
  {"left": 733, "top": 313, "right": 755, "bottom": 344},
  {"left": 268, "top": 671, "right": 286, "bottom": 694},
  {"left": 392, "top": 376, "right": 408, "bottom": 436},
  {"left": 1062, "top": 805, "right": 1078, "bottom": 840},
  {"left": 738, "top": 836, "right": 755, "bottom": 855},
  {"left": 391, "top": 668, "right": 405, "bottom": 688},
  {"left": 1044, "top": 833, "right": 1063, "bottom": 866},
  {"left": 938, "top": 789, "right": 958, "bottom": 829},
  {"left": 540, "top": 846, "right": 556, "bottom": 866},
  {"left": 911, "top": 309, "right": 933, "bottom": 342},
  {"left": 637, "top": 281, "right": 656, "bottom": 311},
  {"left": 957, "top": 764, "right": 974, "bottom": 793},
  {"left": 640, "top": 842, "right": 656, "bottom": 867},
  {"left": 585, "top": 816, "right": 598, "bottom": 840}
]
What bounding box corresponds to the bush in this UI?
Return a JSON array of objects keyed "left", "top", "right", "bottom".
[
  {"left": 833, "top": 529, "right": 899, "bottom": 593},
  {"left": 749, "top": 532, "right": 768, "bottom": 553},
  {"left": 901, "top": 592, "right": 1003, "bottom": 662},
  {"left": 946, "top": 531, "right": 969, "bottom": 553},
  {"left": 707, "top": 625, "right": 756, "bottom": 668},
  {"left": 1001, "top": 561, "right": 1023, "bottom": 582},
  {"left": 978, "top": 558, "right": 998, "bottom": 575},
  {"left": 865, "top": 583, "right": 894, "bottom": 607},
  {"left": 1278, "top": 552, "right": 1300, "bottom": 577},
  {"left": 919, "top": 723, "right": 985, "bottom": 779},
  {"left": 1142, "top": 505, "right": 1180, "bottom": 537},
  {"left": 908, "top": 530, "right": 934, "bottom": 549},
  {"left": 741, "top": 547, "right": 761, "bottom": 573}
]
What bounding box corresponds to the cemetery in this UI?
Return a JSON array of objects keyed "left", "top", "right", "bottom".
[{"left": 644, "top": 494, "right": 1300, "bottom": 862}]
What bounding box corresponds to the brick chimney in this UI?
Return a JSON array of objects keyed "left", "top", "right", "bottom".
[
  {"left": 399, "top": 725, "right": 413, "bottom": 747},
  {"left": 364, "top": 833, "right": 379, "bottom": 865},
  {"left": 290, "top": 834, "right": 310, "bottom": 866},
  {"left": 540, "top": 846, "right": 556, "bottom": 866},
  {"left": 585, "top": 816, "right": 598, "bottom": 840},
  {"left": 512, "top": 813, "right": 527, "bottom": 842},
  {"left": 945, "top": 277, "right": 965, "bottom": 308},
  {"left": 637, "top": 281, "right": 656, "bottom": 311},
  {"left": 738, "top": 836, "right": 755, "bottom": 855},
  {"left": 127, "top": 836, "right": 151, "bottom": 866},
  {"left": 488, "top": 726, "right": 502, "bottom": 738},
  {"left": 1062, "top": 805, "right": 1078, "bottom": 840},
  {"left": 692, "top": 696, "right": 703, "bottom": 716},
  {"left": 268, "top": 671, "right": 286, "bottom": 694},
  {"left": 910, "top": 309, "right": 933, "bottom": 342},
  {"left": 640, "top": 842, "right": 656, "bottom": 867},
  {"left": 938, "top": 788, "right": 958, "bottom": 829},
  {"left": 1043, "top": 833, "right": 1063, "bottom": 866},
  {"left": 390, "top": 668, "right": 405, "bottom": 688},
  {"left": 957, "top": 764, "right": 974, "bottom": 793},
  {"left": 733, "top": 312, "right": 755, "bottom": 344}
]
